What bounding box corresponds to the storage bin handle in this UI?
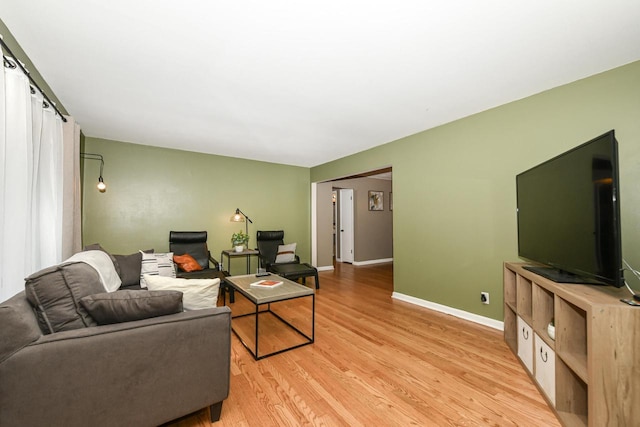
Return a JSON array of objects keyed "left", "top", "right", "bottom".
[{"left": 540, "top": 347, "right": 548, "bottom": 363}]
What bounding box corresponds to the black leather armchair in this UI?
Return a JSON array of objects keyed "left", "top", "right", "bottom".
[
  {"left": 169, "top": 231, "right": 234, "bottom": 301},
  {"left": 256, "top": 230, "right": 319, "bottom": 289},
  {"left": 169, "top": 231, "right": 220, "bottom": 275},
  {"left": 256, "top": 230, "right": 299, "bottom": 270}
]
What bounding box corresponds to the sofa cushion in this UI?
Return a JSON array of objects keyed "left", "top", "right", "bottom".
[
  {"left": 80, "top": 290, "right": 183, "bottom": 325},
  {"left": 84, "top": 243, "right": 151, "bottom": 287},
  {"left": 140, "top": 252, "right": 176, "bottom": 288},
  {"left": 113, "top": 252, "right": 144, "bottom": 286},
  {"left": 174, "top": 253, "right": 203, "bottom": 273},
  {"left": 66, "top": 250, "right": 122, "bottom": 292},
  {"left": 83, "top": 243, "right": 122, "bottom": 277},
  {"left": 143, "top": 275, "right": 220, "bottom": 310},
  {"left": 24, "top": 262, "right": 104, "bottom": 334}
]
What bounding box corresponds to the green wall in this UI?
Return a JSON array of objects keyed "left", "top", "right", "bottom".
[
  {"left": 82, "top": 138, "right": 311, "bottom": 275},
  {"left": 311, "top": 60, "right": 640, "bottom": 321}
]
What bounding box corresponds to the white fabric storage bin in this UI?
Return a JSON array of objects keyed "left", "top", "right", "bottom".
[
  {"left": 517, "top": 316, "right": 534, "bottom": 374},
  {"left": 534, "top": 333, "right": 556, "bottom": 406}
]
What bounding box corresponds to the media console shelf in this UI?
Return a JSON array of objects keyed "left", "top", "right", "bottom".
[{"left": 503, "top": 262, "right": 640, "bottom": 427}]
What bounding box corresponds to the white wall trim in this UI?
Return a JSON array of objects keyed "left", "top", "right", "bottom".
[
  {"left": 317, "top": 265, "right": 334, "bottom": 272},
  {"left": 311, "top": 182, "right": 318, "bottom": 267},
  {"left": 392, "top": 292, "right": 504, "bottom": 331},
  {"left": 352, "top": 258, "right": 393, "bottom": 266}
]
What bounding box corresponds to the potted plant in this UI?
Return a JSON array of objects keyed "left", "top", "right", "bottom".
[{"left": 231, "top": 230, "right": 249, "bottom": 252}]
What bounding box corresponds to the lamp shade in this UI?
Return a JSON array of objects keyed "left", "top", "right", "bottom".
[{"left": 230, "top": 209, "right": 244, "bottom": 222}]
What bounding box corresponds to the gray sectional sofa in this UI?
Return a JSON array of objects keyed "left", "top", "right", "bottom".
[{"left": 0, "top": 256, "right": 231, "bottom": 426}]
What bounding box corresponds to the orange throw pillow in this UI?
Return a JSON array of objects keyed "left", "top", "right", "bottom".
[{"left": 173, "top": 254, "right": 203, "bottom": 272}]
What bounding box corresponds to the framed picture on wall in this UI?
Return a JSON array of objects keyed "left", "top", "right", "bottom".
[{"left": 369, "top": 191, "right": 384, "bottom": 211}]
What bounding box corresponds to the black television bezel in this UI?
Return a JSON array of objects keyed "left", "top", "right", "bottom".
[{"left": 516, "top": 130, "right": 623, "bottom": 287}]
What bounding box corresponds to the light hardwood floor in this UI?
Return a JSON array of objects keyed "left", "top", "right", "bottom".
[{"left": 166, "top": 262, "right": 560, "bottom": 427}]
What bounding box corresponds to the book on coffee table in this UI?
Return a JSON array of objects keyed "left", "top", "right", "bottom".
[{"left": 250, "top": 279, "right": 283, "bottom": 289}]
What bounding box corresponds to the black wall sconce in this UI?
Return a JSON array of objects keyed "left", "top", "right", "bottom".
[{"left": 80, "top": 152, "right": 107, "bottom": 193}]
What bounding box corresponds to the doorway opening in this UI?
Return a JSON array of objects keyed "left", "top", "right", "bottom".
[{"left": 313, "top": 167, "right": 392, "bottom": 272}]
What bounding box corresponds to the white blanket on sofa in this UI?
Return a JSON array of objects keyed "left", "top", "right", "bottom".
[{"left": 65, "top": 250, "right": 122, "bottom": 292}]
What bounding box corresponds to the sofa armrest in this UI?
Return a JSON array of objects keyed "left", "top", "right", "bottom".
[
  {"left": 0, "top": 307, "right": 231, "bottom": 427},
  {"left": 0, "top": 292, "right": 42, "bottom": 364}
]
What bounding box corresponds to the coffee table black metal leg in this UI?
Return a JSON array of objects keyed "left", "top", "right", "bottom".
[
  {"left": 222, "top": 282, "right": 235, "bottom": 303},
  {"left": 254, "top": 303, "right": 260, "bottom": 358}
]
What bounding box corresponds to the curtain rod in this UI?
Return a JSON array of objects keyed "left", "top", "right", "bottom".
[{"left": 0, "top": 36, "right": 67, "bottom": 122}]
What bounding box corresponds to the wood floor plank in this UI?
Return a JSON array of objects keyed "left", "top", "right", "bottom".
[{"left": 166, "top": 262, "right": 560, "bottom": 427}]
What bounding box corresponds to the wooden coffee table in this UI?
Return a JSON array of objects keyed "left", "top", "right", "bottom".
[{"left": 222, "top": 273, "right": 315, "bottom": 359}]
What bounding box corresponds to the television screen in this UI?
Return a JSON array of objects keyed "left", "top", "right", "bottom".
[{"left": 516, "top": 130, "right": 623, "bottom": 287}]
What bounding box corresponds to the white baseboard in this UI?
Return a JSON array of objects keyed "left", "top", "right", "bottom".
[
  {"left": 316, "top": 265, "right": 334, "bottom": 272},
  {"left": 352, "top": 258, "right": 394, "bottom": 266},
  {"left": 392, "top": 292, "right": 504, "bottom": 331}
]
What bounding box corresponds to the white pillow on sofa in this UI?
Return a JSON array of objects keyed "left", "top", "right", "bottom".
[
  {"left": 139, "top": 251, "right": 176, "bottom": 288},
  {"left": 275, "top": 243, "right": 297, "bottom": 263},
  {"left": 143, "top": 275, "right": 220, "bottom": 310}
]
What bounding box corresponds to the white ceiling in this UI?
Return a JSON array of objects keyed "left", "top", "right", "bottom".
[{"left": 2, "top": 1, "right": 640, "bottom": 167}]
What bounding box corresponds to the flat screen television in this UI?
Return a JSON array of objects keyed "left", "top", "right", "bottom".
[{"left": 516, "top": 130, "right": 623, "bottom": 287}]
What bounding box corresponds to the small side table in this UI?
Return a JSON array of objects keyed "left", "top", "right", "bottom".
[{"left": 220, "top": 249, "right": 260, "bottom": 275}]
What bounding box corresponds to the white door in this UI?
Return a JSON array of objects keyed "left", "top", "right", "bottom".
[{"left": 340, "top": 189, "right": 354, "bottom": 263}]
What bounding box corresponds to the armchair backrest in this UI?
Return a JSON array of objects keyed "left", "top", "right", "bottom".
[
  {"left": 169, "top": 231, "right": 210, "bottom": 270},
  {"left": 256, "top": 230, "right": 285, "bottom": 267}
]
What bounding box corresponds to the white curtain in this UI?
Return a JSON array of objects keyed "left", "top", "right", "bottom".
[
  {"left": 0, "top": 54, "right": 76, "bottom": 301},
  {"left": 62, "top": 116, "right": 82, "bottom": 259}
]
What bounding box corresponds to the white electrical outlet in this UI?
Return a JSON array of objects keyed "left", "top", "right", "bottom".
[{"left": 481, "top": 292, "right": 490, "bottom": 305}]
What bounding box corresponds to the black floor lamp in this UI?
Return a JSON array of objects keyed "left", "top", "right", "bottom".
[
  {"left": 230, "top": 208, "right": 253, "bottom": 271},
  {"left": 230, "top": 208, "right": 253, "bottom": 239}
]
